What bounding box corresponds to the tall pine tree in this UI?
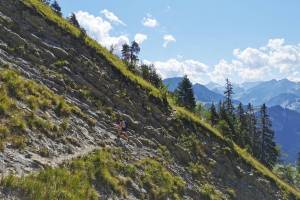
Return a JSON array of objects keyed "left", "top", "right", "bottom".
[
  {"left": 224, "top": 78, "right": 234, "bottom": 115},
  {"left": 129, "top": 41, "right": 140, "bottom": 68},
  {"left": 246, "top": 103, "right": 258, "bottom": 155},
  {"left": 222, "top": 78, "right": 236, "bottom": 139},
  {"left": 68, "top": 13, "right": 80, "bottom": 28},
  {"left": 121, "top": 44, "right": 131, "bottom": 63},
  {"left": 175, "top": 75, "right": 196, "bottom": 110},
  {"left": 209, "top": 103, "right": 219, "bottom": 126},
  {"left": 236, "top": 103, "right": 247, "bottom": 147},
  {"left": 258, "top": 104, "right": 279, "bottom": 168}
]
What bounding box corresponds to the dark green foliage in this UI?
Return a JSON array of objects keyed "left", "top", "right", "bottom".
[
  {"left": 246, "top": 103, "right": 258, "bottom": 155},
  {"left": 175, "top": 75, "right": 196, "bottom": 110},
  {"left": 208, "top": 103, "right": 218, "bottom": 126},
  {"left": 130, "top": 41, "right": 140, "bottom": 66},
  {"left": 121, "top": 43, "right": 131, "bottom": 63},
  {"left": 224, "top": 78, "right": 234, "bottom": 115},
  {"left": 68, "top": 13, "right": 80, "bottom": 28},
  {"left": 121, "top": 41, "right": 140, "bottom": 71},
  {"left": 140, "top": 64, "right": 162, "bottom": 88},
  {"left": 258, "top": 104, "right": 279, "bottom": 168},
  {"left": 236, "top": 103, "right": 248, "bottom": 147},
  {"left": 51, "top": 0, "right": 61, "bottom": 16}
]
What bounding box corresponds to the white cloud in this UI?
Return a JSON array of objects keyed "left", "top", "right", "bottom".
[
  {"left": 134, "top": 33, "right": 148, "bottom": 44},
  {"left": 210, "top": 38, "right": 300, "bottom": 84},
  {"left": 163, "top": 34, "right": 176, "bottom": 48},
  {"left": 75, "top": 11, "right": 129, "bottom": 52},
  {"left": 142, "top": 15, "right": 159, "bottom": 28},
  {"left": 101, "top": 9, "right": 126, "bottom": 26},
  {"left": 149, "top": 38, "right": 300, "bottom": 85},
  {"left": 146, "top": 58, "right": 209, "bottom": 84}
]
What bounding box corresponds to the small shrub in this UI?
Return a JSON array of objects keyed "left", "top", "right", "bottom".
[
  {"left": 188, "top": 162, "right": 207, "bottom": 180},
  {"left": 199, "top": 183, "right": 224, "bottom": 200},
  {"left": 39, "top": 147, "right": 50, "bottom": 157},
  {"left": 9, "top": 136, "right": 26, "bottom": 149}
]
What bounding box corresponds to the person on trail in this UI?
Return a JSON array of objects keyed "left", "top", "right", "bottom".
[{"left": 117, "top": 119, "right": 128, "bottom": 140}]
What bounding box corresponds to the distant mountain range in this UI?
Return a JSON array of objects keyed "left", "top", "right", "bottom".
[
  {"left": 269, "top": 106, "right": 300, "bottom": 163},
  {"left": 164, "top": 77, "right": 300, "bottom": 163},
  {"left": 163, "top": 77, "right": 224, "bottom": 103},
  {"left": 206, "top": 79, "right": 300, "bottom": 113}
]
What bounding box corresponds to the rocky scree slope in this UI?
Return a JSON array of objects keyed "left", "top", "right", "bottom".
[{"left": 0, "top": 0, "right": 298, "bottom": 199}]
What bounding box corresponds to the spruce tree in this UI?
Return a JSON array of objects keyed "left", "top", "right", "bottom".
[
  {"left": 51, "top": 1, "right": 62, "bottom": 16},
  {"left": 68, "top": 13, "right": 80, "bottom": 28},
  {"left": 130, "top": 41, "right": 140, "bottom": 67},
  {"left": 223, "top": 78, "right": 236, "bottom": 138},
  {"left": 224, "top": 78, "right": 234, "bottom": 115},
  {"left": 209, "top": 103, "right": 219, "bottom": 126},
  {"left": 258, "top": 104, "right": 279, "bottom": 168},
  {"left": 121, "top": 44, "right": 130, "bottom": 63},
  {"left": 236, "top": 103, "right": 247, "bottom": 147},
  {"left": 175, "top": 75, "right": 196, "bottom": 110},
  {"left": 245, "top": 103, "right": 257, "bottom": 154}
]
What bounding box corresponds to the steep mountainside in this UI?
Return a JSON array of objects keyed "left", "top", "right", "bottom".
[{"left": 0, "top": 1, "right": 299, "bottom": 199}]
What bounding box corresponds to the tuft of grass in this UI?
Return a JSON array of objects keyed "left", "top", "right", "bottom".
[
  {"left": 1, "top": 148, "right": 187, "bottom": 200},
  {"left": 0, "top": 68, "right": 86, "bottom": 150},
  {"left": 138, "top": 158, "right": 186, "bottom": 200},
  {"left": 1, "top": 168, "right": 98, "bottom": 200},
  {"left": 188, "top": 162, "right": 207, "bottom": 180},
  {"left": 199, "top": 183, "right": 224, "bottom": 200}
]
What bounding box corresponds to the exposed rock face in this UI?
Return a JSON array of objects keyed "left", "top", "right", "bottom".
[{"left": 0, "top": 1, "right": 296, "bottom": 199}]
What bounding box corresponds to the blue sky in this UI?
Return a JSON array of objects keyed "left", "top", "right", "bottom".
[{"left": 58, "top": 0, "right": 300, "bottom": 84}]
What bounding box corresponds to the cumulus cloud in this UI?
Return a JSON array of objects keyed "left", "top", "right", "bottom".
[
  {"left": 145, "top": 59, "right": 209, "bottom": 84},
  {"left": 142, "top": 15, "right": 159, "bottom": 28},
  {"left": 210, "top": 38, "right": 300, "bottom": 83},
  {"left": 149, "top": 38, "right": 300, "bottom": 84},
  {"left": 101, "top": 9, "right": 126, "bottom": 26},
  {"left": 75, "top": 11, "right": 129, "bottom": 52},
  {"left": 134, "top": 33, "right": 148, "bottom": 44},
  {"left": 163, "top": 34, "right": 176, "bottom": 48}
]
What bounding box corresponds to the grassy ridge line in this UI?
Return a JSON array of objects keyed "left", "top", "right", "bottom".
[
  {"left": 20, "top": 0, "right": 300, "bottom": 198},
  {"left": 22, "top": 0, "right": 162, "bottom": 100},
  {"left": 174, "top": 104, "right": 300, "bottom": 199}
]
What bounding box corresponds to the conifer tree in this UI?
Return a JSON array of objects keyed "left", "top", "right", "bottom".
[
  {"left": 258, "top": 104, "right": 279, "bottom": 168},
  {"left": 129, "top": 41, "right": 140, "bottom": 67},
  {"left": 51, "top": 0, "right": 62, "bottom": 16},
  {"left": 209, "top": 103, "right": 219, "bottom": 126},
  {"left": 236, "top": 103, "right": 247, "bottom": 147},
  {"left": 121, "top": 44, "right": 130, "bottom": 63},
  {"left": 246, "top": 103, "right": 258, "bottom": 154},
  {"left": 140, "top": 64, "right": 162, "bottom": 87},
  {"left": 68, "top": 13, "right": 80, "bottom": 28},
  {"left": 175, "top": 75, "right": 196, "bottom": 110},
  {"left": 224, "top": 78, "right": 234, "bottom": 115}
]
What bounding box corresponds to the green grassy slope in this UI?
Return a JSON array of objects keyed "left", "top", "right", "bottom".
[{"left": 18, "top": 0, "right": 300, "bottom": 198}]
